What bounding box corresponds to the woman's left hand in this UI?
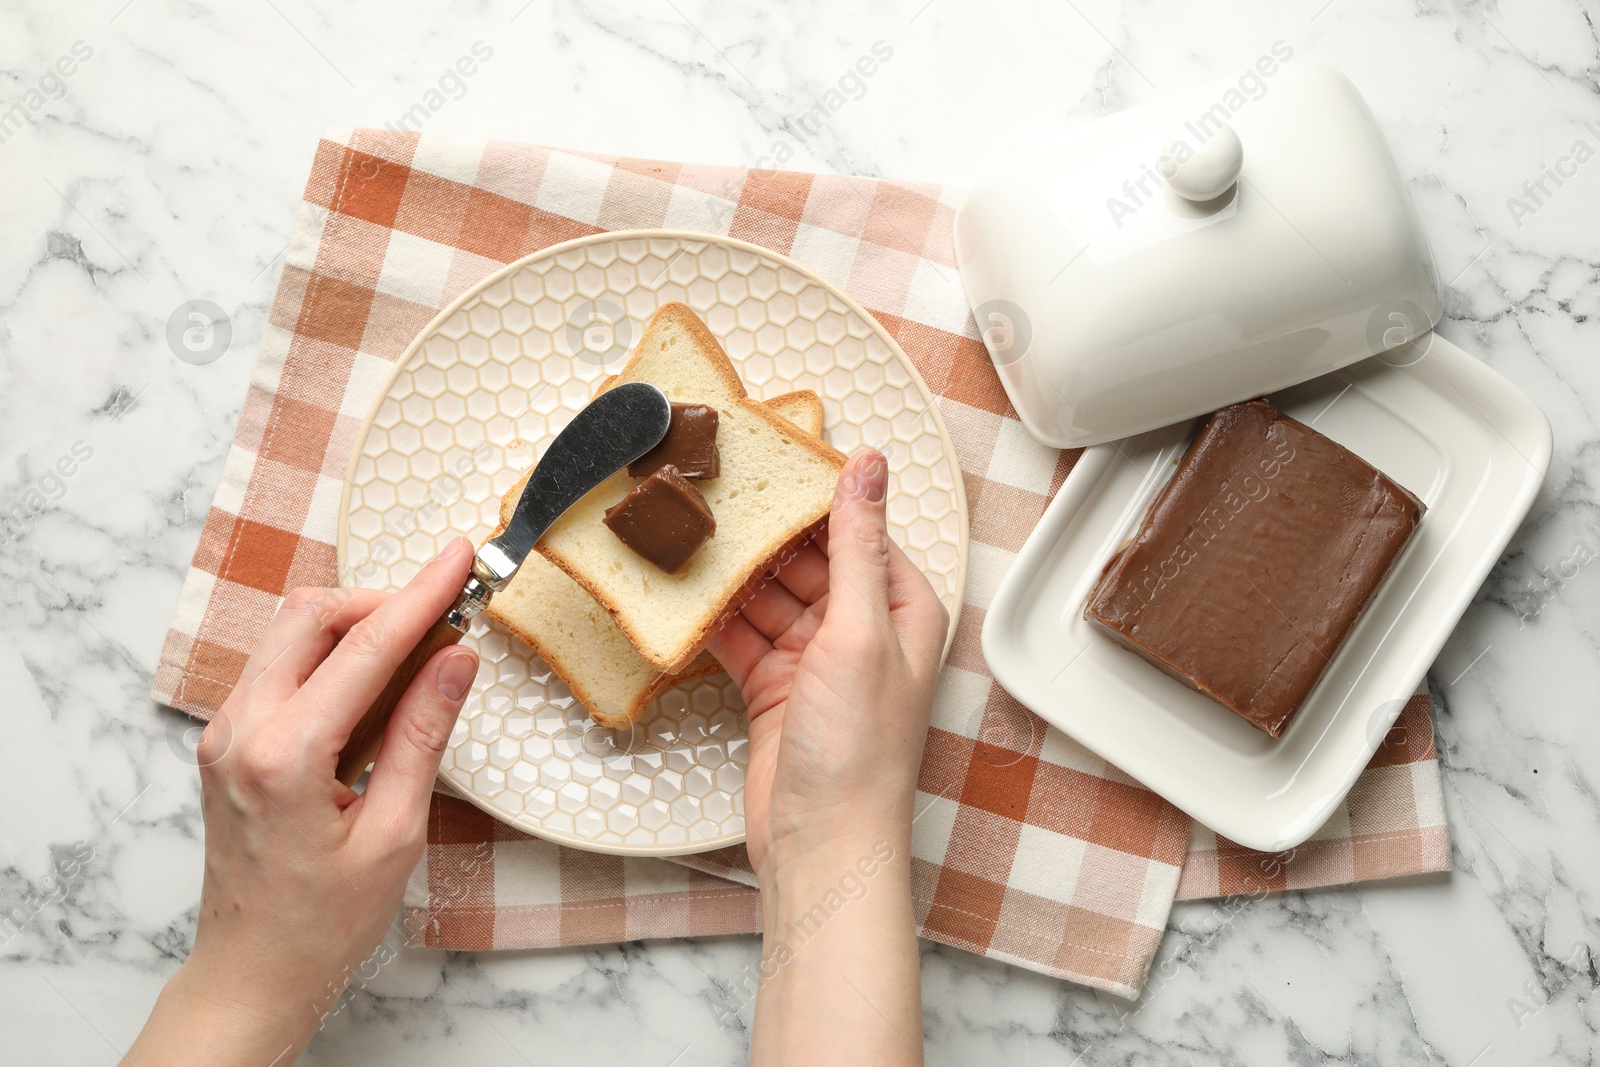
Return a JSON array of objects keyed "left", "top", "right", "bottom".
[{"left": 128, "top": 537, "right": 478, "bottom": 1066}]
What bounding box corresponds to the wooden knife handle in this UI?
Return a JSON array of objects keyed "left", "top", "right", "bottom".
[{"left": 335, "top": 614, "right": 467, "bottom": 786}]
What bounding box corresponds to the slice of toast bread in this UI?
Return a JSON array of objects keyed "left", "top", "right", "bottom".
[
  {"left": 485, "top": 387, "right": 826, "bottom": 729},
  {"left": 536, "top": 303, "right": 847, "bottom": 672}
]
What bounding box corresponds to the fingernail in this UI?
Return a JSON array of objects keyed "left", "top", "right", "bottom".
[
  {"left": 436, "top": 649, "right": 477, "bottom": 702},
  {"left": 856, "top": 451, "right": 887, "bottom": 503},
  {"left": 435, "top": 536, "right": 471, "bottom": 564}
]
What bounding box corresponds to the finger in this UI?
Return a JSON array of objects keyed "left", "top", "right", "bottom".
[
  {"left": 298, "top": 536, "right": 475, "bottom": 741},
  {"left": 773, "top": 539, "right": 830, "bottom": 605},
  {"left": 825, "top": 450, "right": 891, "bottom": 622},
  {"left": 359, "top": 645, "right": 479, "bottom": 833},
  {"left": 737, "top": 577, "right": 812, "bottom": 642},
  {"left": 884, "top": 537, "right": 933, "bottom": 613},
  {"left": 705, "top": 612, "right": 773, "bottom": 689},
  {"left": 884, "top": 538, "right": 950, "bottom": 664},
  {"left": 237, "top": 587, "right": 391, "bottom": 700}
]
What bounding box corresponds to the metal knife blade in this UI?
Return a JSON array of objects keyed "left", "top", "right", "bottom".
[
  {"left": 334, "top": 381, "right": 672, "bottom": 784},
  {"left": 474, "top": 381, "right": 674, "bottom": 596}
]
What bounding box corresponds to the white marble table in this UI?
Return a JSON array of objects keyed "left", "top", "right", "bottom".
[{"left": 2, "top": 1, "right": 1595, "bottom": 1063}]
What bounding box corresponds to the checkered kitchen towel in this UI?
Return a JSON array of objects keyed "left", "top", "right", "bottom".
[{"left": 152, "top": 129, "right": 1450, "bottom": 998}]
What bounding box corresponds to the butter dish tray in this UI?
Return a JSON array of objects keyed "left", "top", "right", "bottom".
[{"left": 981, "top": 334, "right": 1549, "bottom": 851}]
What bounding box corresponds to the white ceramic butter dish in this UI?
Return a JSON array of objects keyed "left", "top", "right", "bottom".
[{"left": 962, "top": 63, "right": 1550, "bottom": 850}]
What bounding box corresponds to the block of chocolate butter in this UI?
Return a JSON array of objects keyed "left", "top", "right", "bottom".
[
  {"left": 603, "top": 464, "right": 716, "bottom": 574},
  {"left": 1084, "top": 399, "right": 1424, "bottom": 738},
  {"left": 628, "top": 403, "right": 720, "bottom": 478}
]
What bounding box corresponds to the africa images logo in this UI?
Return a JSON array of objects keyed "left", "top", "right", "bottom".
[
  {"left": 564, "top": 299, "right": 634, "bottom": 368},
  {"left": 166, "top": 300, "right": 232, "bottom": 365},
  {"left": 1365, "top": 298, "right": 1434, "bottom": 367},
  {"left": 972, "top": 299, "right": 1032, "bottom": 368}
]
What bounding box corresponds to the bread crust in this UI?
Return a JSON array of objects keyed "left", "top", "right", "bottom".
[
  {"left": 601, "top": 374, "right": 825, "bottom": 441},
  {"left": 492, "top": 596, "right": 722, "bottom": 729},
  {"left": 764, "top": 389, "right": 824, "bottom": 434}
]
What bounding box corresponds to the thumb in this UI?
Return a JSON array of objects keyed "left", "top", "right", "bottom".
[
  {"left": 826, "top": 449, "right": 891, "bottom": 620},
  {"left": 359, "top": 646, "right": 478, "bottom": 833}
]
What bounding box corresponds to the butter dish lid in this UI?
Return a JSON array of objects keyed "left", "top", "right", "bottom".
[{"left": 955, "top": 62, "right": 1442, "bottom": 449}]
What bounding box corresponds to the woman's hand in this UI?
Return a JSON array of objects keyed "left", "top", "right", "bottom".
[
  {"left": 128, "top": 538, "right": 479, "bottom": 1067},
  {"left": 708, "top": 449, "right": 948, "bottom": 1066},
  {"left": 711, "top": 448, "right": 948, "bottom": 878},
  {"left": 711, "top": 450, "right": 948, "bottom": 878}
]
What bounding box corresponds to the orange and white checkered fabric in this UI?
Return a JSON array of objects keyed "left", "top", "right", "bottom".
[{"left": 152, "top": 129, "right": 1450, "bottom": 998}]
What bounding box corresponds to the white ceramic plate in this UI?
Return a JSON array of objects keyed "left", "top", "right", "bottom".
[
  {"left": 340, "top": 231, "right": 967, "bottom": 856},
  {"left": 982, "top": 334, "right": 1549, "bottom": 852}
]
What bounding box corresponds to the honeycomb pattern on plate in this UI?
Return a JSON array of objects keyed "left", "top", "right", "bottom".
[{"left": 341, "top": 233, "right": 967, "bottom": 856}]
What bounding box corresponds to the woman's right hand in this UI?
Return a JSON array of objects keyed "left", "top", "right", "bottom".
[{"left": 708, "top": 448, "right": 948, "bottom": 880}]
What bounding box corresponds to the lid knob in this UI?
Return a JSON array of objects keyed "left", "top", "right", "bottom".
[{"left": 1162, "top": 124, "right": 1243, "bottom": 201}]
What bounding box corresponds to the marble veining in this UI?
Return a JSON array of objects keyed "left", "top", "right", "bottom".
[{"left": 0, "top": 0, "right": 1595, "bottom": 1063}]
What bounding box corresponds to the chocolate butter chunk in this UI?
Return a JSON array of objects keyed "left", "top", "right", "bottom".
[
  {"left": 628, "top": 403, "right": 720, "bottom": 479},
  {"left": 603, "top": 464, "right": 717, "bottom": 574},
  {"left": 1084, "top": 399, "right": 1424, "bottom": 738}
]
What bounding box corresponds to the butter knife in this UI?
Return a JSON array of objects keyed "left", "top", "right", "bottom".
[{"left": 335, "top": 381, "right": 673, "bottom": 785}]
